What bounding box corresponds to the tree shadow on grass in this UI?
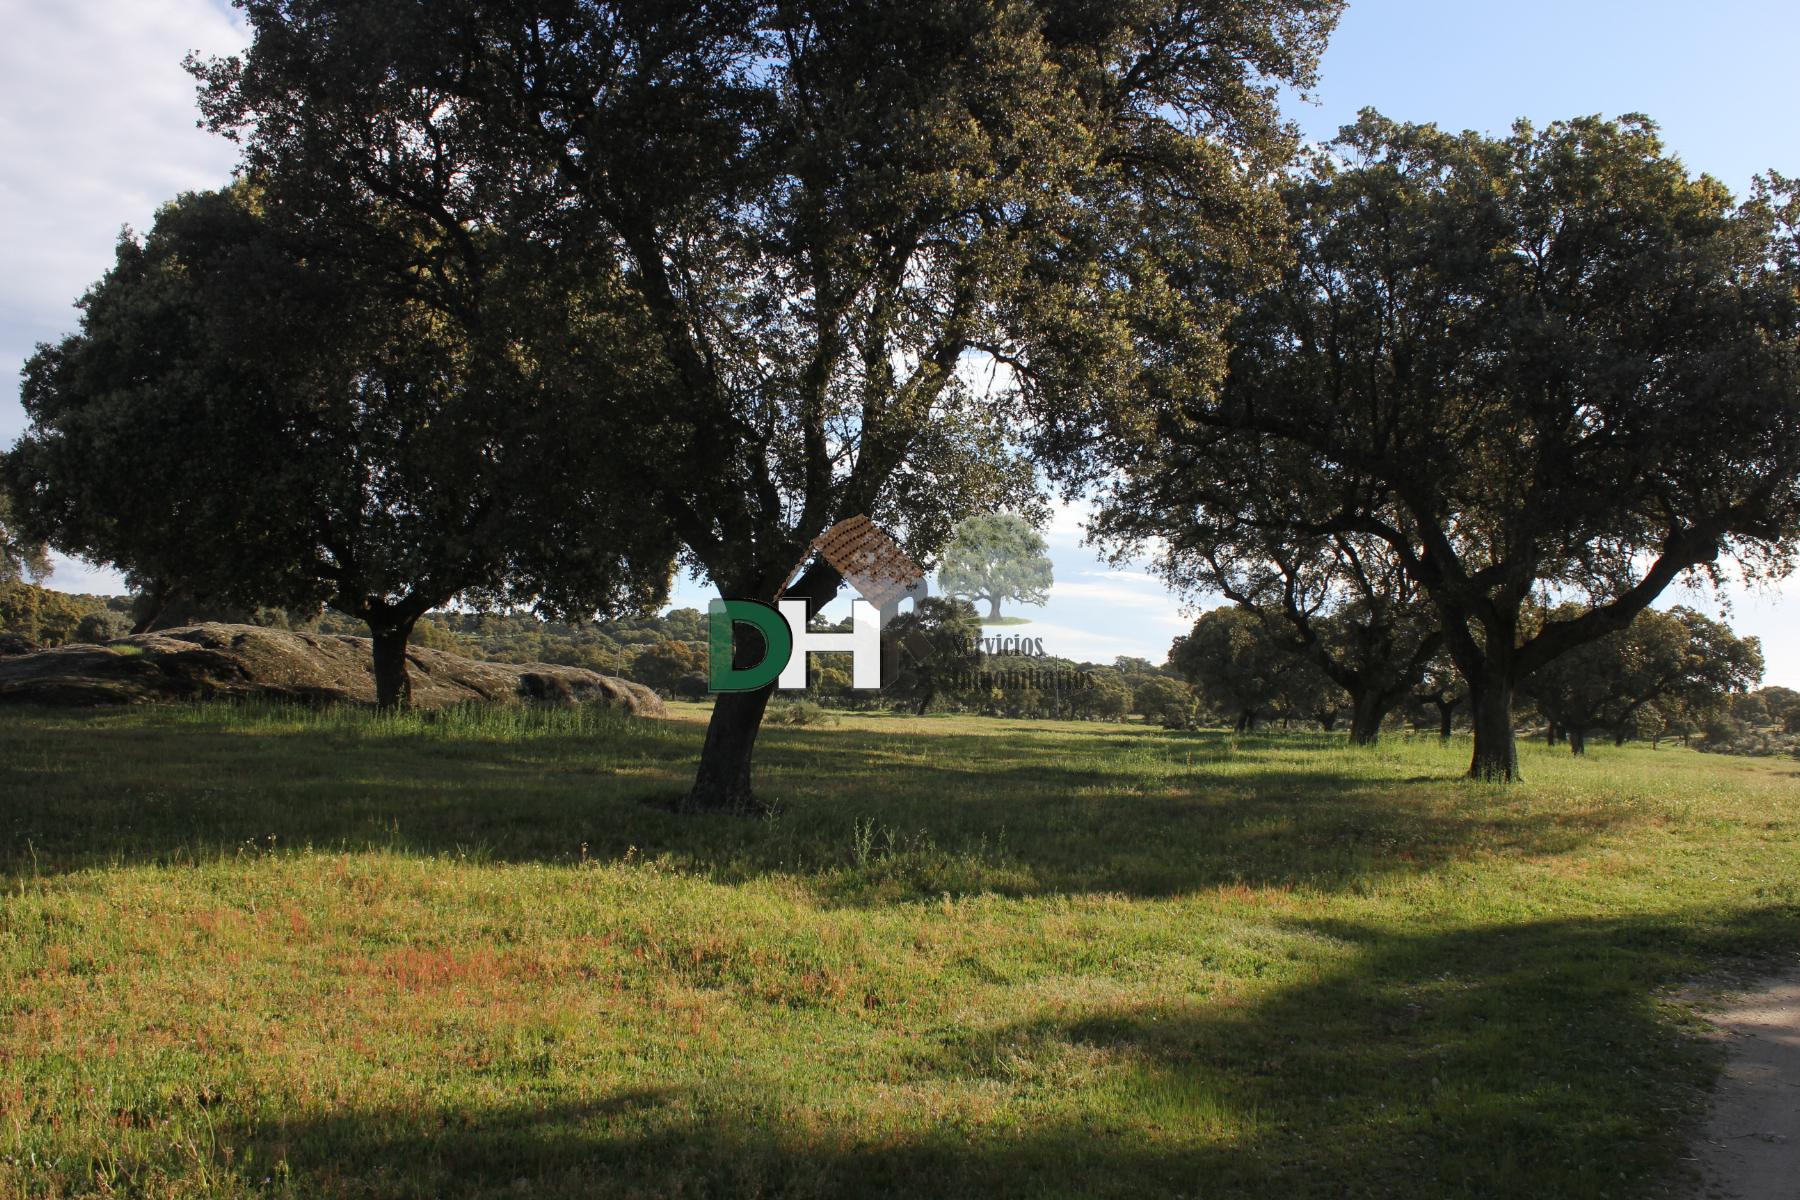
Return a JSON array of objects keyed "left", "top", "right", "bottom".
[
  {"left": 200, "top": 906, "right": 1800, "bottom": 1199},
  {"left": 3, "top": 708, "right": 1636, "bottom": 901}
]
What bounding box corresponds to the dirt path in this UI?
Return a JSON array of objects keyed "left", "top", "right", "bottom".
[{"left": 1691, "top": 971, "right": 1800, "bottom": 1199}]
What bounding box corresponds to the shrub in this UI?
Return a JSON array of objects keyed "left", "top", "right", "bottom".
[
  {"left": 1134, "top": 675, "right": 1199, "bottom": 729},
  {"left": 628, "top": 639, "right": 708, "bottom": 693},
  {"left": 768, "top": 699, "right": 835, "bottom": 727},
  {"left": 73, "top": 611, "right": 132, "bottom": 644}
]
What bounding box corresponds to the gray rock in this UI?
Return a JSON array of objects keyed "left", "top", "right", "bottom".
[{"left": 0, "top": 622, "right": 665, "bottom": 716}]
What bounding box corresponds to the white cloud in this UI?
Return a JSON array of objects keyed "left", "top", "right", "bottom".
[
  {"left": 1080, "top": 567, "right": 1161, "bottom": 585},
  {"left": 1, "top": 0, "right": 244, "bottom": 596},
  {"left": 36, "top": 552, "right": 125, "bottom": 596},
  {"left": 1002, "top": 620, "right": 1179, "bottom": 666},
  {"left": 1008, "top": 619, "right": 1134, "bottom": 652},
  {"left": 1, "top": 0, "right": 245, "bottom": 445},
  {"left": 1043, "top": 496, "right": 1092, "bottom": 543},
  {"left": 1048, "top": 580, "right": 1180, "bottom": 611}
]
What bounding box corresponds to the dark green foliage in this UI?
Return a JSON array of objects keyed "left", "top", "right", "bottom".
[
  {"left": 1683, "top": 687, "right": 1800, "bottom": 755},
  {"left": 0, "top": 490, "right": 51, "bottom": 584},
  {"left": 417, "top": 609, "right": 700, "bottom": 670},
  {"left": 8, "top": 188, "right": 675, "bottom": 707},
  {"left": 1130, "top": 674, "right": 1199, "bottom": 729},
  {"left": 127, "top": 577, "right": 320, "bottom": 635},
  {"left": 1171, "top": 607, "right": 1346, "bottom": 732},
  {"left": 71, "top": 610, "right": 132, "bottom": 645},
  {"left": 0, "top": 582, "right": 111, "bottom": 648},
  {"left": 1086, "top": 113, "right": 1800, "bottom": 781},
  {"left": 883, "top": 597, "right": 984, "bottom": 715},
  {"left": 629, "top": 640, "right": 711, "bottom": 696},
  {"left": 1742, "top": 686, "right": 1800, "bottom": 733},
  {"left": 1523, "top": 607, "right": 1764, "bottom": 754},
  {"left": 191, "top": 0, "right": 1343, "bottom": 806},
  {"left": 1068, "top": 668, "right": 1133, "bottom": 720}
]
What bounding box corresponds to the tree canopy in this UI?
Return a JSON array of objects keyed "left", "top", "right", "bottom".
[
  {"left": 1523, "top": 606, "right": 1764, "bottom": 754},
  {"left": 1171, "top": 606, "right": 1344, "bottom": 732},
  {"left": 1086, "top": 112, "right": 1800, "bottom": 780},
  {"left": 938, "top": 513, "right": 1054, "bottom": 620},
  {"left": 191, "top": 0, "right": 1344, "bottom": 807},
  {"left": 883, "top": 596, "right": 984, "bottom": 715},
  {"left": 0, "top": 491, "right": 51, "bottom": 586},
  {"left": 7, "top": 187, "right": 675, "bottom": 706}
]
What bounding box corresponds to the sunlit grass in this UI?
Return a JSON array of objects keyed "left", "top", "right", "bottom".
[{"left": 2, "top": 704, "right": 1797, "bottom": 1197}]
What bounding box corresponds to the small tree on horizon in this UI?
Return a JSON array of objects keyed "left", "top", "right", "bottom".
[{"left": 938, "top": 513, "right": 1054, "bottom": 621}]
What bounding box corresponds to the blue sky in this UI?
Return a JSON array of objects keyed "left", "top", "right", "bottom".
[{"left": 5, "top": 1, "right": 1799, "bottom": 681}]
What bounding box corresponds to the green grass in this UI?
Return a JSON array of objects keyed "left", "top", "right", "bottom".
[{"left": 2, "top": 702, "right": 1798, "bottom": 1198}]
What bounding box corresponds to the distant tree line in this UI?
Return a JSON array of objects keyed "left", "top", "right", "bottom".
[
  {"left": 6, "top": 573, "right": 1790, "bottom": 759},
  {"left": 0, "top": 582, "right": 131, "bottom": 651},
  {"left": 1165, "top": 601, "right": 1774, "bottom": 755}
]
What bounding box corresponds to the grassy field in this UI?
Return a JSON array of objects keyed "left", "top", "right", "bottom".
[{"left": 2, "top": 702, "right": 1798, "bottom": 1198}]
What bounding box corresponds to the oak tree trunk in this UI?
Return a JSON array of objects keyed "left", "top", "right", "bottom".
[
  {"left": 1468, "top": 676, "right": 1519, "bottom": 782},
  {"left": 685, "top": 560, "right": 843, "bottom": 813},
  {"left": 915, "top": 683, "right": 935, "bottom": 717},
  {"left": 685, "top": 686, "right": 775, "bottom": 813},
  {"left": 370, "top": 617, "right": 419, "bottom": 711},
  {"left": 1348, "top": 690, "right": 1390, "bottom": 746}
]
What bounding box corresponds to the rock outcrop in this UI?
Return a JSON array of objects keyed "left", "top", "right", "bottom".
[{"left": 0, "top": 623, "right": 665, "bottom": 715}]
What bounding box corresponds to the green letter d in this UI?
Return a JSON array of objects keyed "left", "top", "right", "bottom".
[{"left": 708, "top": 600, "right": 793, "bottom": 693}]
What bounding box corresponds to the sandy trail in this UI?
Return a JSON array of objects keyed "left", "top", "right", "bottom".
[{"left": 1691, "top": 971, "right": 1800, "bottom": 1199}]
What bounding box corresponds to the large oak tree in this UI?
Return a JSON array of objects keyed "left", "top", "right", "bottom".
[
  {"left": 193, "top": 0, "right": 1343, "bottom": 808},
  {"left": 7, "top": 187, "right": 674, "bottom": 706},
  {"left": 1087, "top": 113, "right": 1800, "bottom": 781}
]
